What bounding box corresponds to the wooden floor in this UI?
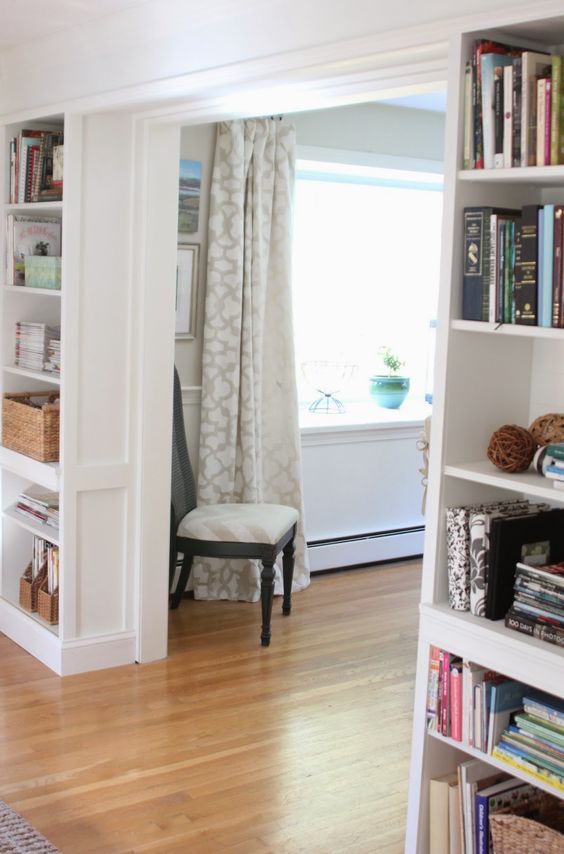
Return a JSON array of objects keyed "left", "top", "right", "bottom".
[{"left": 0, "top": 561, "right": 421, "bottom": 853}]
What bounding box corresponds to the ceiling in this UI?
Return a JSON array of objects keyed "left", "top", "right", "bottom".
[{"left": 0, "top": 0, "right": 149, "bottom": 49}]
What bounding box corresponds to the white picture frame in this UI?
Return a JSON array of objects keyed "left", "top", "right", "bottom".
[{"left": 175, "top": 244, "right": 199, "bottom": 338}]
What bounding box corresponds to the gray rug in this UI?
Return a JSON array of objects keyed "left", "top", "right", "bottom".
[{"left": 0, "top": 801, "right": 60, "bottom": 853}]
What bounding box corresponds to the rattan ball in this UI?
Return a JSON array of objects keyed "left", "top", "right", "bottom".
[
  {"left": 529, "top": 413, "right": 564, "bottom": 446},
  {"left": 487, "top": 424, "right": 536, "bottom": 473}
]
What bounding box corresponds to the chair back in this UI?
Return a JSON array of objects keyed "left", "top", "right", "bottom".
[{"left": 171, "top": 366, "right": 197, "bottom": 529}]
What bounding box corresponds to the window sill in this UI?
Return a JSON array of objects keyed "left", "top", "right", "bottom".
[{"left": 299, "top": 399, "right": 432, "bottom": 444}]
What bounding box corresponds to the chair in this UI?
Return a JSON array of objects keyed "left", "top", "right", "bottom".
[{"left": 169, "top": 367, "right": 298, "bottom": 646}]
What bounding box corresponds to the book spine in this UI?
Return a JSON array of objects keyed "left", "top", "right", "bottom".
[
  {"left": 463, "top": 61, "right": 474, "bottom": 169},
  {"left": 541, "top": 204, "right": 554, "bottom": 327},
  {"left": 475, "top": 794, "right": 489, "bottom": 854},
  {"left": 463, "top": 208, "right": 490, "bottom": 321},
  {"left": 512, "top": 57, "right": 522, "bottom": 167},
  {"left": 473, "top": 41, "right": 484, "bottom": 170},
  {"left": 514, "top": 205, "right": 539, "bottom": 325},
  {"left": 553, "top": 206, "right": 564, "bottom": 327},
  {"left": 503, "top": 65, "right": 513, "bottom": 168},
  {"left": 537, "top": 77, "right": 547, "bottom": 166},
  {"left": 551, "top": 55, "right": 562, "bottom": 164},
  {"left": 450, "top": 664, "right": 463, "bottom": 741},
  {"left": 506, "top": 608, "right": 564, "bottom": 648},
  {"left": 489, "top": 216, "right": 498, "bottom": 322},
  {"left": 545, "top": 78, "right": 552, "bottom": 166},
  {"left": 440, "top": 650, "right": 450, "bottom": 736},
  {"left": 494, "top": 66, "right": 505, "bottom": 168}
]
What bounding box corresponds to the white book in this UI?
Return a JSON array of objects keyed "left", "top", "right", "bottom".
[
  {"left": 503, "top": 64, "right": 513, "bottom": 168},
  {"left": 521, "top": 51, "right": 551, "bottom": 166}
]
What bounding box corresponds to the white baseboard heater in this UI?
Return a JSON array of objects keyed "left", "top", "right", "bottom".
[{"left": 306, "top": 526, "right": 424, "bottom": 573}]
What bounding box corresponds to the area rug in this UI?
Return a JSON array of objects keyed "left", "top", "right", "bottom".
[{"left": 0, "top": 801, "right": 60, "bottom": 853}]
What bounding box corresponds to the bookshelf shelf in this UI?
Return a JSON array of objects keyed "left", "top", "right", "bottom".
[
  {"left": 444, "top": 460, "right": 564, "bottom": 502},
  {"left": 2, "top": 505, "right": 59, "bottom": 546},
  {"left": 428, "top": 731, "right": 563, "bottom": 799},
  {"left": 3, "top": 365, "right": 60, "bottom": 385},
  {"left": 451, "top": 319, "right": 564, "bottom": 339},
  {"left": 3, "top": 286, "right": 61, "bottom": 297},
  {"left": 5, "top": 202, "right": 62, "bottom": 214},
  {"left": 420, "top": 603, "right": 563, "bottom": 696},
  {"left": 0, "top": 446, "right": 59, "bottom": 491},
  {"left": 407, "top": 13, "right": 564, "bottom": 852}
]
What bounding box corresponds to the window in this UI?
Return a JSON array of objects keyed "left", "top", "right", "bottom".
[{"left": 292, "top": 158, "right": 443, "bottom": 421}]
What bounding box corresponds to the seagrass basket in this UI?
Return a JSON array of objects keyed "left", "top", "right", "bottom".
[
  {"left": 3, "top": 391, "right": 59, "bottom": 462},
  {"left": 19, "top": 562, "right": 47, "bottom": 612},
  {"left": 490, "top": 812, "right": 564, "bottom": 854},
  {"left": 37, "top": 578, "right": 59, "bottom": 625}
]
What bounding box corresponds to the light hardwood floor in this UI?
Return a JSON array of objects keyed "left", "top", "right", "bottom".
[{"left": 0, "top": 561, "right": 421, "bottom": 853}]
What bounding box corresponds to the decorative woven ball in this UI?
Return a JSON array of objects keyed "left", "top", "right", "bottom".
[
  {"left": 487, "top": 424, "right": 536, "bottom": 473},
  {"left": 529, "top": 413, "right": 564, "bottom": 446}
]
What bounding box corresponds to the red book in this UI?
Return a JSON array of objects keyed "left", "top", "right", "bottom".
[{"left": 450, "top": 660, "right": 463, "bottom": 741}]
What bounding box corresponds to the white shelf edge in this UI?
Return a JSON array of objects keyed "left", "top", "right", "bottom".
[
  {"left": 0, "top": 446, "right": 59, "bottom": 491},
  {"left": 3, "top": 506, "right": 59, "bottom": 545},
  {"left": 458, "top": 165, "right": 564, "bottom": 184},
  {"left": 4, "top": 201, "right": 62, "bottom": 212},
  {"left": 3, "top": 365, "right": 60, "bottom": 385},
  {"left": 444, "top": 460, "right": 564, "bottom": 503},
  {"left": 451, "top": 319, "right": 564, "bottom": 340},
  {"left": 428, "top": 732, "right": 563, "bottom": 799},
  {"left": 420, "top": 603, "right": 564, "bottom": 695},
  {"left": 3, "top": 285, "right": 61, "bottom": 297}
]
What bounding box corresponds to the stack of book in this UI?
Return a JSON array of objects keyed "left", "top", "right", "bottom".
[
  {"left": 8, "top": 128, "right": 64, "bottom": 204},
  {"left": 44, "top": 338, "right": 61, "bottom": 375},
  {"left": 15, "top": 322, "right": 60, "bottom": 373},
  {"left": 462, "top": 203, "right": 564, "bottom": 326},
  {"left": 534, "top": 442, "right": 564, "bottom": 489},
  {"left": 505, "top": 560, "right": 564, "bottom": 648},
  {"left": 31, "top": 536, "right": 59, "bottom": 593},
  {"left": 464, "top": 39, "right": 564, "bottom": 171},
  {"left": 15, "top": 486, "right": 59, "bottom": 529},
  {"left": 492, "top": 691, "right": 564, "bottom": 791}
]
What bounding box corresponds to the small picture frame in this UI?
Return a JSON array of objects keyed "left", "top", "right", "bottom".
[{"left": 175, "top": 244, "right": 199, "bottom": 339}]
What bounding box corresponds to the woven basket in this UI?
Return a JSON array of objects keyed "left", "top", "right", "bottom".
[
  {"left": 19, "top": 562, "right": 47, "bottom": 612},
  {"left": 3, "top": 391, "right": 59, "bottom": 462},
  {"left": 490, "top": 813, "right": 564, "bottom": 853},
  {"left": 37, "top": 578, "right": 59, "bottom": 625}
]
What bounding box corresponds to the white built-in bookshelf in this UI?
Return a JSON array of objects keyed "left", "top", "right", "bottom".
[
  {"left": 0, "top": 112, "right": 138, "bottom": 675},
  {"left": 406, "top": 12, "right": 564, "bottom": 853}
]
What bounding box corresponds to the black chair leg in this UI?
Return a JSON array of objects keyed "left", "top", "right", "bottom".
[
  {"left": 171, "top": 552, "right": 193, "bottom": 609},
  {"left": 282, "top": 534, "right": 296, "bottom": 616},
  {"left": 260, "top": 559, "right": 276, "bottom": 646}
]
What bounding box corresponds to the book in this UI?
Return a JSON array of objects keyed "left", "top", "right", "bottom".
[
  {"left": 536, "top": 76, "right": 551, "bottom": 166},
  {"left": 502, "top": 217, "right": 515, "bottom": 323},
  {"left": 551, "top": 55, "right": 564, "bottom": 164},
  {"left": 486, "top": 679, "right": 528, "bottom": 754},
  {"left": 502, "top": 64, "right": 513, "bottom": 168},
  {"left": 523, "top": 691, "right": 564, "bottom": 728},
  {"left": 521, "top": 51, "right": 551, "bottom": 166},
  {"left": 539, "top": 204, "right": 554, "bottom": 326},
  {"left": 553, "top": 206, "right": 564, "bottom": 326},
  {"left": 506, "top": 608, "right": 564, "bottom": 648},
  {"left": 457, "top": 759, "right": 507, "bottom": 854},
  {"left": 486, "top": 508, "right": 564, "bottom": 620},
  {"left": 513, "top": 204, "right": 540, "bottom": 325},
  {"left": 426, "top": 645, "right": 442, "bottom": 733},
  {"left": 463, "top": 61, "right": 474, "bottom": 168},
  {"left": 492, "top": 743, "right": 564, "bottom": 792},
  {"left": 429, "top": 772, "right": 458, "bottom": 854},
  {"left": 7, "top": 215, "right": 62, "bottom": 286},
  {"left": 450, "top": 658, "right": 463, "bottom": 741},
  {"left": 512, "top": 56, "right": 523, "bottom": 167},
  {"left": 493, "top": 64, "right": 505, "bottom": 168},
  {"left": 488, "top": 211, "right": 519, "bottom": 322},
  {"left": 440, "top": 649, "right": 451, "bottom": 736},
  {"left": 481, "top": 52, "right": 514, "bottom": 170},
  {"left": 514, "top": 712, "right": 564, "bottom": 749}
]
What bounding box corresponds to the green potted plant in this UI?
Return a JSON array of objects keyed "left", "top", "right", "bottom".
[{"left": 369, "top": 346, "right": 410, "bottom": 409}]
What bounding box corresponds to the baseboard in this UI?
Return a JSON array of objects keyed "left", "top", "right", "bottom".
[
  {"left": 61, "top": 631, "right": 137, "bottom": 676},
  {"left": 307, "top": 527, "right": 424, "bottom": 572}
]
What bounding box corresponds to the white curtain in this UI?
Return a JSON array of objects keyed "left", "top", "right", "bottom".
[{"left": 194, "top": 118, "right": 310, "bottom": 602}]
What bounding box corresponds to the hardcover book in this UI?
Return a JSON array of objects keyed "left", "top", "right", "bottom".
[
  {"left": 513, "top": 204, "right": 540, "bottom": 325},
  {"left": 463, "top": 207, "right": 519, "bottom": 322},
  {"left": 7, "top": 216, "right": 62, "bottom": 286}
]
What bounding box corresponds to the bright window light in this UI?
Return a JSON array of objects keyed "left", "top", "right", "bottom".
[{"left": 292, "top": 159, "right": 442, "bottom": 417}]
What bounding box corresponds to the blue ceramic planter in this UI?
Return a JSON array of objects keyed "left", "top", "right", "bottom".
[{"left": 369, "top": 375, "right": 410, "bottom": 409}]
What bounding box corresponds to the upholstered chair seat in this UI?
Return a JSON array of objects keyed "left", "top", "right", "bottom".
[{"left": 177, "top": 503, "right": 299, "bottom": 544}]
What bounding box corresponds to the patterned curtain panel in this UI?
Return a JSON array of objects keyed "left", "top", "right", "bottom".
[{"left": 194, "top": 118, "right": 310, "bottom": 602}]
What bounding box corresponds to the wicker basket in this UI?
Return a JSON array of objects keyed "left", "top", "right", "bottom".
[
  {"left": 490, "top": 813, "right": 564, "bottom": 853},
  {"left": 19, "top": 562, "right": 47, "bottom": 612},
  {"left": 37, "top": 578, "right": 59, "bottom": 625},
  {"left": 3, "top": 391, "right": 59, "bottom": 462}
]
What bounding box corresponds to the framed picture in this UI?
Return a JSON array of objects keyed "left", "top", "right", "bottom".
[
  {"left": 175, "top": 244, "right": 199, "bottom": 339},
  {"left": 178, "top": 159, "right": 201, "bottom": 234}
]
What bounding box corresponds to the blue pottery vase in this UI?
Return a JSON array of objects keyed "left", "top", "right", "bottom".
[{"left": 368, "top": 375, "right": 410, "bottom": 409}]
